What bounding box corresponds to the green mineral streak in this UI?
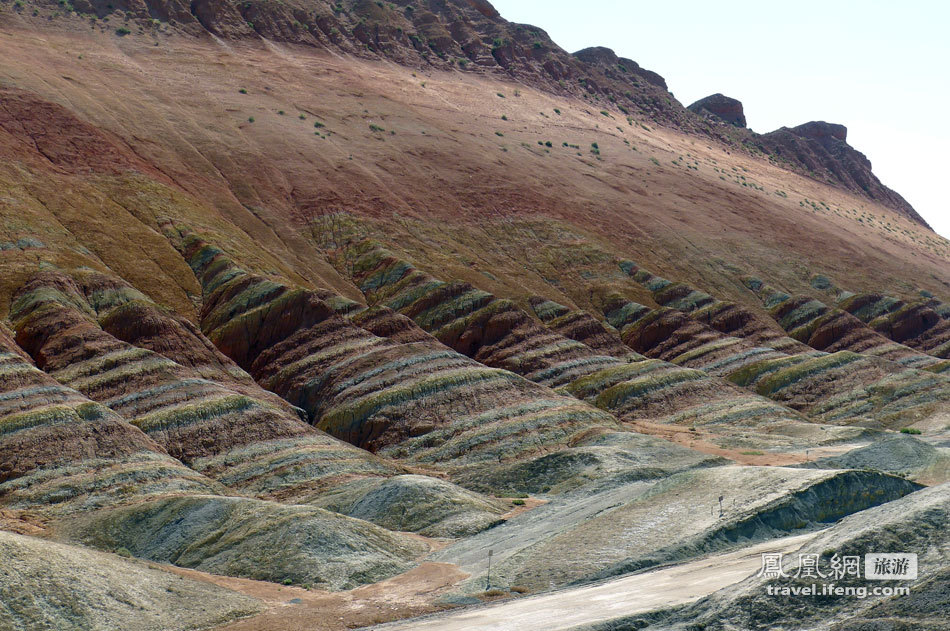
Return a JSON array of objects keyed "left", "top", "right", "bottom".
[
  {"left": 10, "top": 286, "right": 94, "bottom": 322},
  {"left": 0, "top": 404, "right": 80, "bottom": 437},
  {"left": 412, "top": 287, "right": 494, "bottom": 331},
  {"left": 670, "top": 338, "right": 745, "bottom": 365},
  {"left": 264, "top": 337, "right": 385, "bottom": 391},
  {"left": 594, "top": 368, "right": 707, "bottom": 410},
  {"left": 432, "top": 298, "right": 516, "bottom": 342},
  {"left": 204, "top": 279, "right": 286, "bottom": 333},
  {"left": 360, "top": 260, "right": 413, "bottom": 293},
  {"left": 331, "top": 350, "right": 464, "bottom": 394},
  {"left": 319, "top": 367, "right": 518, "bottom": 436},
  {"left": 754, "top": 352, "right": 863, "bottom": 396},
  {"left": 208, "top": 287, "right": 311, "bottom": 347},
  {"left": 777, "top": 299, "right": 827, "bottom": 332},
  {"left": 530, "top": 356, "right": 624, "bottom": 387},
  {"left": 67, "top": 356, "right": 178, "bottom": 392},
  {"left": 52, "top": 347, "right": 157, "bottom": 383},
  {"left": 382, "top": 277, "right": 446, "bottom": 313},
  {"left": 604, "top": 301, "right": 652, "bottom": 330},
  {"left": 132, "top": 394, "right": 260, "bottom": 432},
  {"left": 531, "top": 299, "right": 571, "bottom": 322},
  {"left": 85, "top": 286, "right": 152, "bottom": 314},
  {"left": 563, "top": 360, "right": 672, "bottom": 400},
  {"left": 926, "top": 360, "right": 950, "bottom": 374}
]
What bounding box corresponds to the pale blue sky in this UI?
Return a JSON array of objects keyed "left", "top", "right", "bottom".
[{"left": 491, "top": 0, "right": 950, "bottom": 238}]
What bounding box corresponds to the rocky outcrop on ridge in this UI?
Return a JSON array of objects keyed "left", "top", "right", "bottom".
[
  {"left": 760, "top": 121, "right": 927, "bottom": 226},
  {"left": 687, "top": 93, "right": 746, "bottom": 127}
]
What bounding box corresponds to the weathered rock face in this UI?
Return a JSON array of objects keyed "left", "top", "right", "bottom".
[
  {"left": 802, "top": 434, "right": 945, "bottom": 479},
  {"left": 687, "top": 93, "right": 746, "bottom": 127},
  {"left": 572, "top": 46, "right": 668, "bottom": 90},
  {"left": 0, "top": 322, "right": 29, "bottom": 363},
  {"left": 315, "top": 474, "right": 507, "bottom": 538},
  {"left": 760, "top": 121, "right": 928, "bottom": 226},
  {"left": 928, "top": 296, "right": 950, "bottom": 320},
  {"left": 0, "top": 5, "right": 945, "bottom": 626},
  {"left": 25, "top": 0, "right": 687, "bottom": 127},
  {"left": 183, "top": 235, "right": 620, "bottom": 486},
  {"left": 608, "top": 262, "right": 950, "bottom": 430},
  {"left": 348, "top": 242, "right": 871, "bottom": 454},
  {"left": 793, "top": 120, "right": 848, "bottom": 143},
  {"left": 676, "top": 89, "right": 924, "bottom": 222},
  {"left": 188, "top": 235, "right": 790, "bottom": 498},
  {"left": 9, "top": 271, "right": 405, "bottom": 504}
]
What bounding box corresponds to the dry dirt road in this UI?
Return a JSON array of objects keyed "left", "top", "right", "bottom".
[{"left": 371, "top": 533, "right": 818, "bottom": 631}]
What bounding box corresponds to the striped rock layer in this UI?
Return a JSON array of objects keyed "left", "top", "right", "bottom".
[
  {"left": 801, "top": 275, "right": 950, "bottom": 364},
  {"left": 5, "top": 271, "right": 497, "bottom": 568},
  {"left": 743, "top": 277, "right": 946, "bottom": 371},
  {"left": 604, "top": 265, "right": 950, "bottom": 427},
  {"left": 183, "top": 236, "right": 620, "bottom": 478},
  {"left": 10, "top": 272, "right": 401, "bottom": 504},
  {"left": 0, "top": 326, "right": 218, "bottom": 516},
  {"left": 347, "top": 243, "right": 859, "bottom": 449},
  {"left": 619, "top": 260, "right": 810, "bottom": 354}
]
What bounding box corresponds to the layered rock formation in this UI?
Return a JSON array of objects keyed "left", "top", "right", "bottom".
[
  {"left": 619, "top": 260, "right": 810, "bottom": 354},
  {"left": 9, "top": 271, "right": 404, "bottom": 503},
  {"left": 347, "top": 242, "right": 870, "bottom": 452},
  {"left": 610, "top": 262, "right": 950, "bottom": 429},
  {"left": 3, "top": 263, "right": 529, "bottom": 588},
  {"left": 743, "top": 276, "right": 946, "bottom": 369},
  {"left": 181, "top": 234, "right": 631, "bottom": 491},
  {"left": 0, "top": 327, "right": 219, "bottom": 515},
  {"left": 23, "top": 0, "right": 688, "bottom": 126},
  {"left": 528, "top": 296, "right": 638, "bottom": 359},
  {"left": 808, "top": 274, "right": 950, "bottom": 362},
  {"left": 0, "top": 1, "right": 945, "bottom": 628}
]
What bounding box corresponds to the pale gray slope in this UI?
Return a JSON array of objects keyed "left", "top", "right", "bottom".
[{"left": 0, "top": 530, "right": 260, "bottom": 631}]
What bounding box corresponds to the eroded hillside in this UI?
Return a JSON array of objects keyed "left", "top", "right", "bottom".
[{"left": 0, "top": 1, "right": 948, "bottom": 630}]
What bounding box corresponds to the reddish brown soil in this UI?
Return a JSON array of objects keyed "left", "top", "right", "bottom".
[
  {"left": 161, "top": 561, "right": 467, "bottom": 631},
  {"left": 626, "top": 420, "right": 817, "bottom": 466},
  {"left": 0, "top": 509, "right": 49, "bottom": 536},
  {"left": 0, "top": 23, "right": 945, "bottom": 325}
]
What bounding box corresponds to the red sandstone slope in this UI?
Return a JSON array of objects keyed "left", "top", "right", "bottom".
[
  {"left": 0, "top": 26, "right": 945, "bottom": 324},
  {"left": 0, "top": 0, "right": 932, "bottom": 226},
  {"left": 0, "top": 6, "right": 948, "bottom": 630}
]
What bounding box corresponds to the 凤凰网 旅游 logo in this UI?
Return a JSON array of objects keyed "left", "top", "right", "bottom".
[{"left": 757, "top": 552, "right": 916, "bottom": 599}]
